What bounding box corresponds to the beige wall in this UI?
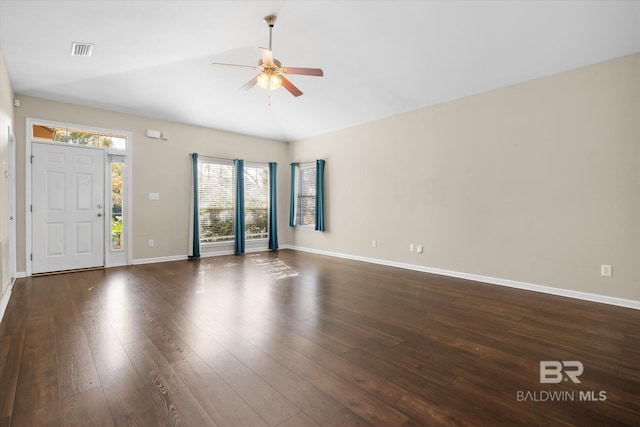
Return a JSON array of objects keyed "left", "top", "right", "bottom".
[
  {"left": 0, "top": 46, "right": 15, "bottom": 298},
  {"left": 8, "top": 53, "right": 640, "bottom": 303},
  {"left": 290, "top": 53, "right": 640, "bottom": 301},
  {"left": 13, "top": 96, "right": 292, "bottom": 271}
]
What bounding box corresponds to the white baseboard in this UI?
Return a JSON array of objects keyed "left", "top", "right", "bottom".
[
  {"left": 15, "top": 272, "right": 27, "bottom": 279},
  {"left": 0, "top": 280, "right": 15, "bottom": 326},
  {"left": 132, "top": 254, "right": 189, "bottom": 265},
  {"left": 287, "top": 246, "right": 640, "bottom": 311},
  {"left": 132, "top": 246, "right": 273, "bottom": 266}
]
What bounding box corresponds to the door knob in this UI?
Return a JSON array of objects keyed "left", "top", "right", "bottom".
[{"left": 97, "top": 213, "right": 103, "bottom": 217}]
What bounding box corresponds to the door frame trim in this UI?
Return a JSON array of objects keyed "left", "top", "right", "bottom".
[
  {"left": 25, "top": 118, "right": 133, "bottom": 275},
  {"left": 8, "top": 125, "right": 16, "bottom": 283}
]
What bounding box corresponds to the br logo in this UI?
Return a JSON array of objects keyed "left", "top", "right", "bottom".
[{"left": 540, "top": 361, "right": 584, "bottom": 384}]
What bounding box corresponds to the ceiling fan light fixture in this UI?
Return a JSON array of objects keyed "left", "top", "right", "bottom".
[
  {"left": 257, "top": 73, "right": 282, "bottom": 90},
  {"left": 257, "top": 73, "right": 269, "bottom": 88},
  {"left": 270, "top": 74, "right": 282, "bottom": 90}
]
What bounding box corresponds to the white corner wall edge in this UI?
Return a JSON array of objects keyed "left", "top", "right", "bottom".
[{"left": 287, "top": 246, "right": 640, "bottom": 311}]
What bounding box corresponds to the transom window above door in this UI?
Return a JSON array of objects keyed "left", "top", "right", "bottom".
[{"left": 32, "top": 123, "right": 127, "bottom": 150}]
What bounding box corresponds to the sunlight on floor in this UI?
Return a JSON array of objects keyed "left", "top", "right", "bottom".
[{"left": 250, "top": 256, "right": 299, "bottom": 279}]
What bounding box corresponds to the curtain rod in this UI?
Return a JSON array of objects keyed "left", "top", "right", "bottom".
[{"left": 188, "top": 153, "right": 275, "bottom": 165}]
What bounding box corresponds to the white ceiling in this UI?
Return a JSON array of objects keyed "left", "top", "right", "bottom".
[{"left": 1, "top": 1, "right": 639, "bottom": 142}]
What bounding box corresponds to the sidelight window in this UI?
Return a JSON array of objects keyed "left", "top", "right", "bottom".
[{"left": 110, "top": 160, "right": 124, "bottom": 250}]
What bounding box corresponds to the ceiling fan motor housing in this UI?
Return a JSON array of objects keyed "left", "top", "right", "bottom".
[{"left": 263, "top": 15, "right": 277, "bottom": 27}]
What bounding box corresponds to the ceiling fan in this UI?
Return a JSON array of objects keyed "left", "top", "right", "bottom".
[{"left": 211, "top": 15, "right": 323, "bottom": 98}]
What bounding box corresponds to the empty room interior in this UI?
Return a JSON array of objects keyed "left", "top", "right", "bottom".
[{"left": 0, "top": 1, "right": 639, "bottom": 426}]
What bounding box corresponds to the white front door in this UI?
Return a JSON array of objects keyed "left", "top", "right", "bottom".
[{"left": 32, "top": 142, "right": 105, "bottom": 274}]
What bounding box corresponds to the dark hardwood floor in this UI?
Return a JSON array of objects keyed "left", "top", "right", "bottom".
[{"left": 1, "top": 249, "right": 639, "bottom": 426}]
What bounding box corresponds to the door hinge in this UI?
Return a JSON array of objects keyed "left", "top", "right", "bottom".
[
  {"left": 30, "top": 155, "right": 34, "bottom": 163},
  {"left": 30, "top": 253, "right": 33, "bottom": 261},
  {"left": 30, "top": 204, "right": 32, "bottom": 212}
]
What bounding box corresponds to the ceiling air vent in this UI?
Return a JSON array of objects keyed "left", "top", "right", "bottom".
[{"left": 70, "top": 42, "right": 94, "bottom": 57}]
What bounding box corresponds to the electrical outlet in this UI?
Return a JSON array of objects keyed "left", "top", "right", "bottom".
[
  {"left": 409, "top": 244, "right": 415, "bottom": 252},
  {"left": 371, "top": 240, "right": 377, "bottom": 248},
  {"left": 600, "top": 264, "right": 612, "bottom": 277},
  {"left": 417, "top": 245, "right": 423, "bottom": 254},
  {"left": 148, "top": 239, "right": 154, "bottom": 247},
  {"left": 149, "top": 192, "right": 160, "bottom": 200}
]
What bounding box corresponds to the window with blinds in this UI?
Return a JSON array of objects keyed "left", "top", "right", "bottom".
[
  {"left": 296, "top": 164, "right": 316, "bottom": 227},
  {"left": 244, "top": 165, "right": 269, "bottom": 240},
  {"left": 198, "top": 160, "right": 235, "bottom": 243},
  {"left": 198, "top": 160, "right": 270, "bottom": 244}
]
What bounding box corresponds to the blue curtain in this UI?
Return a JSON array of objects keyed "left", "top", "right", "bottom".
[
  {"left": 289, "top": 163, "right": 298, "bottom": 227},
  {"left": 268, "top": 162, "right": 278, "bottom": 250},
  {"left": 188, "top": 153, "right": 201, "bottom": 258},
  {"left": 234, "top": 159, "right": 245, "bottom": 254},
  {"left": 315, "top": 159, "right": 325, "bottom": 231}
]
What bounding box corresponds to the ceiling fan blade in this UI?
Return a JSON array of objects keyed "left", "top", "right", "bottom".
[
  {"left": 280, "top": 75, "right": 303, "bottom": 97},
  {"left": 258, "top": 47, "right": 274, "bottom": 66},
  {"left": 283, "top": 67, "right": 324, "bottom": 77},
  {"left": 240, "top": 75, "right": 260, "bottom": 91},
  {"left": 211, "top": 62, "right": 258, "bottom": 70}
]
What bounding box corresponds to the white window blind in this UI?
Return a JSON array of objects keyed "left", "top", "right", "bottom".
[
  {"left": 198, "top": 160, "right": 235, "bottom": 243},
  {"left": 244, "top": 165, "right": 269, "bottom": 240},
  {"left": 297, "top": 164, "right": 316, "bottom": 227}
]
